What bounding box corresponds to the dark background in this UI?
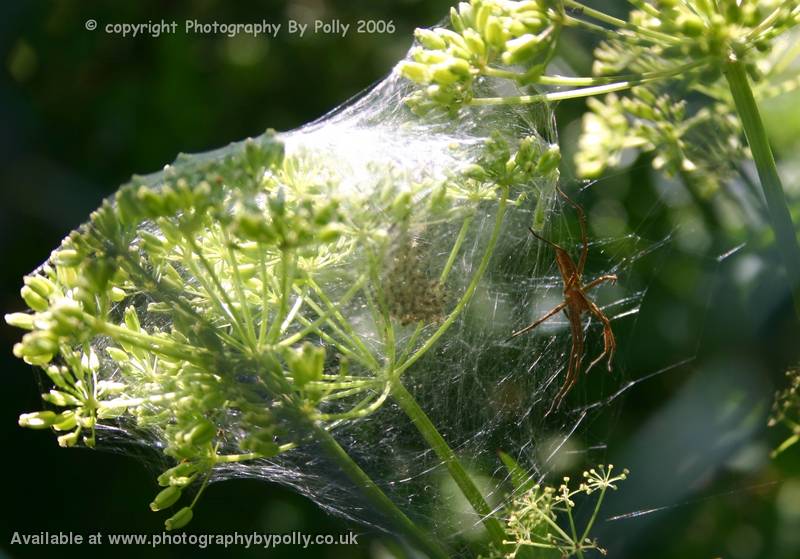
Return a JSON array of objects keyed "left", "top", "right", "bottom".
[{"left": 1, "top": 1, "right": 799, "bottom": 558}]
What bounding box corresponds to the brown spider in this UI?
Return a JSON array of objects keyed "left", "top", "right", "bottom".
[{"left": 510, "top": 188, "right": 617, "bottom": 416}]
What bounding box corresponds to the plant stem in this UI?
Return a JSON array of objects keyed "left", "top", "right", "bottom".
[
  {"left": 308, "top": 420, "right": 449, "bottom": 559},
  {"left": 469, "top": 60, "right": 707, "bottom": 106},
  {"left": 391, "top": 380, "right": 507, "bottom": 547},
  {"left": 724, "top": 56, "right": 800, "bottom": 319}
]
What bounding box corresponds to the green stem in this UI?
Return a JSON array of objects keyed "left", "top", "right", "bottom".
[
  {"left": 470, "top": 60, "right": 707, "bottom": 106},
  {"left": 266, "top": 249, "right": 294, "bottom": 343},
  {"left": 391, "top": 380, "right": 507, "bottom": 547},
  {"left": 562, "top": 0, "right": 680, "bottom": 45},
  {"left": 724, "top": 55, "right": 800, "bottom": 319},
  {"left": 308, "top": 420, "right": 449, "bottom": 559},
  {"left": 579, "top": 484, "right": 608, "bottom": 545}
]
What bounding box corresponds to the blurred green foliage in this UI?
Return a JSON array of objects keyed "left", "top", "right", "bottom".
[{"left": 2, "top": 1, "right": 800, "bottom": 558}]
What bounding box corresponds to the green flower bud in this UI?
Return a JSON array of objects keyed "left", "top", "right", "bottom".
[
  {"left": 502, "top": 33, "right": 542, "bottom": 65},
  {"left": 156, "top": 218, "right": 182, "bottom": 245},
  {"left": 186, "top": 420, "right": 216, "bottom": 446},
  {"left": 136, "top": 186, "right": 167, "bottom": 217},
  {"left": 53, "top": 411, "right": 78, "bottom": 431},
  {"left": 165, "top": 507, "right": 193, "bottom": 530},
  {"left": 447, "top": 58, "right": 472, "bottom": 78},
  {"left": 242, "top": 432, "right": 281, "bottom": 457},
  {"left": 317, "top": 224, "right": 344, "bottom": 244},
  {"left": 677, "top": 13, "right": 705, "bottom": 36},
  {"left": 140, "top": 231, "right": 167, "bottom": 254},
  {"left": 463, "top": 29, "right": 486, "bottom": 58},
  {"left": 397, "top": 61, "right": 431, "bottom": 84},
  {"left": 463, "top": 164, "right": 488, "bottom": 180},
  {"left": 431, "top": 64, "right": 460, "bottom": 85},
  {"left": 157, "top": 463, "right": 199, "bottom": 487},
  {"left": 286, "top": 342, "right": 325, "bottom": 388},
  {"left": 42, "top": 390, "right": 80, "bottom": 407},
  {"left": 456, "top": 2, "right": 474, "bottom": 27},
  {"left": 24, "top": 275, "right": 56, "bottom": 299},
  {"left": 415, "top": 28, "right": 446, "bottom": 50},
  {"left": 52, "top": 249, "right": 81, "bottom": 267},
  {"left": 535, "top": 145, "right": 562, "bottom": 175},
  {"left": 123, "top": 306, "right": 141, "bottom": 332},
  {"left": 110, "top": 287, "right": 127, "bottom": 302},
  {"left": 21, "top": 286, "right": 49, "bottom": 313},
  {"left": 475, "top": 3, "right": 492, "bottom": 34},
  {"left": 44, "top": 365, "right": 70, "bottom": 390},
  {"left": 5, "top": 312, "right": 35, "bottom": 330},
  {"left": 485, "top": 17, "right": 505, "bottom": 49},
  {"left": 150, "top": 485, "right": 183, "bottom": 511},
  {"left": 450, "top": 6, "right": 465, "bottom": 32},
  {"left": 19, "top": 411, "right": 58, "bottom": 429},
  {"left": 106, "top": 347, "right": 130, "bottom": 362},
  {"left": 50, "top": 300, "right": 86, "bottom": 335},
  {"left": 233, "top": 211, "right": 275, "bottom": 244},
  {"left": 57, "top": 431, "right": 80, "bottom": 448},
  {"left": 21, "top": 331, "right": 58, "bottom": 359}
]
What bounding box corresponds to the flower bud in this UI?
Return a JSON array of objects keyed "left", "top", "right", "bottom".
[
  {"left": 165, "top": 507, "right": 193, "bottom": 530},
  {"left": 21, "top": 286, "right": 49, "bottom": 313},
  {"left": 475, "top": 3, "right": 492, "bottom": 34},
  {"left": 485, "top": 17, "right": 505, "bottom": 48},
  {"left": 106, "top": 347, "right": 130, "bottom": 362},
  {"left": 19, "top": 411, "right": 58, "bottom": 429},
  {"left": 123, "top": 306, "right": 141, "bottom": 332},
  {"left": 43, "top": 390, "right": 80, "bottom": 407},
  {"left": 415, "top": 28, "right": 446, "bottom": 50},
  {"left": 463, "top": 29, "right": 486, "bottom": 58},
  {"left": 502, "top": 33, "right": 542, "bottom": 65},
  {"left": 57, "top": 431, "right": 80, "bottom": 448},
  {"left": 50, "top": 300, "right": 86, "bottom": 335},
  {"left": 450, "top": 6, "right": 465, "bottom": 32},
  {"left": 24, "top": 275, "right": 56, "bottom": 299},
  {"left": 397, "top": 61, "right": 430, "bottom": 84},
  {"left": 432, "top": 64, "right": 460, "bottom": 85},
  {"left": 186, "top": 420, "right": 216, "bottom": 446},
  {"left": 447, "top": 58, "right": 471, "bottom": 78},
  {"left": 21, "top": 331, "right": 58, "bottom": 358},
  {"left": 286, "top": 342, "right": 325, "bottom": 388},
  {"left": 52, "top": 248, "right": 81, "bottom": 268},
  {"left": 150, "top": 485, "right": 182, "bottom": 511},
  {"left": 535, "top": 145, "right": 562, "bottom": 175},
  {"left": 677, "top": 13, "right": 704, "bottom": 36},
  {"left": 5, "top": 312, "right": 35, "bottom": 330},
  {"left": 158, "top": 462, "right": 199, "bottom": 487}
]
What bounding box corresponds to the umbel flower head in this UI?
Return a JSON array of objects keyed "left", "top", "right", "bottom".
[
  {"left": 398, "top": 0, "right": 800, "bottom": 168},
  {"left": 6, "top": 105, "right": 560, "bottom": 536},
  {"left": 575, "top": 0, "right": 800, "bottom": 187},
  {"left": 484, "top": 455, "right": 629, "bottom": 559}
]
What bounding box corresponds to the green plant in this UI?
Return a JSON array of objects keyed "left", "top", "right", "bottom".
[
  {"left": 770, "top": 367, "right": 800, "bottom": 457},
  {"left": 485, "top": 459, "right": 628, "bottom": 559},
  {"left": 7, "top": 112, "right": 565, "bottom": 554},
  {"left": 13, "top": 1, "right": 800, "bottom": 556},
  {"left": 399, "top": 0, "right": 800, "bottom": 315}
]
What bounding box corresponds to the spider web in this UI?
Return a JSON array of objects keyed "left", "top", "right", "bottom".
[{"left": 16, "top": 27, "right": 705, "bottom": 557}]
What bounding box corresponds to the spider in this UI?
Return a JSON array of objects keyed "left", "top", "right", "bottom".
[{"left": 510, "top": 188, "right": 617, "bottom": 416}]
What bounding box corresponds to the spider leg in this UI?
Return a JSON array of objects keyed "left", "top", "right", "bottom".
[
  {"left": 527, "top": 227, "right": 563, "bottom": 252},
  {"left": 546, "top": 307, "right": 584, "bottom": 416},
  {"left": 508, "top": 301, "right": 567, "bottom": 341},
  {"left": 583, "top": 274, "right": 617, "bottom": 292},
  {"left": 583, "top": 298, "right": 616, "bottom": 374},
  {"left": 556, "top": 188, "right": 589, "bottom": 277}
]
